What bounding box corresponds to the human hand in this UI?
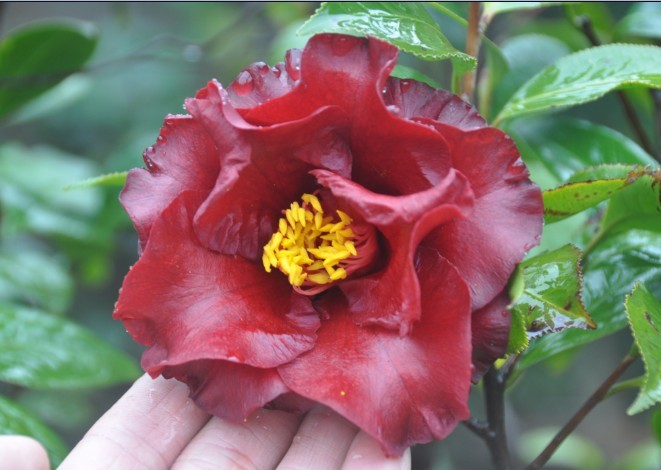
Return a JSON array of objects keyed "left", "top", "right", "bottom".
[{"left": 47, "top": 374, "right": 411, "bottom": 469}]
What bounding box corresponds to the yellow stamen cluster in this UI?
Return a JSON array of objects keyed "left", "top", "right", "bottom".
[{"left": 262, "top": 193, "right": 357, "bottom": 289}]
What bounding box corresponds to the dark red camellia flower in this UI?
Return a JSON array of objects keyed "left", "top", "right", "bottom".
[{"left": 114, "top": 33, "right": 543, "bottom": 456}]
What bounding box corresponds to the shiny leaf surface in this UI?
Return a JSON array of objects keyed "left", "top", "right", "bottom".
[
  {"left": 496, "top": 44, "right": 661, "bottom": 124},
  {"left": 0, "top": 395, "right": 68, "bottom": 467},
  {"left": 543, "top": 165, "right": 655, "bottom": 224},
  {"left": 626, "top": 283, "right": 661, "bottom": 415},
  {"left": 0, "top": 303, "right": 140, "bottom": 389},
  {"left": 298, "top": 2, "right": 476, "bottom": 69},
  {"left": 510, "top": 117, "right": 657, "bottom": 190},
  {"left": 509, "top": 244, "right": 595, "bottom": 343},
  {"left": 0, "top": 21, "right": 97, "bottom": 118},
  {"left": 520, "top": 230, "right": 661, "bottom": 369}
]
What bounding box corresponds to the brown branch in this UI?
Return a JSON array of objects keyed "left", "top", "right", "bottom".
[
  {"left": 462, "top": 2, "right": 482, "bottom": 103},
  {"left": 483, "top": 367, "right": 512, "bottom": 470},
  {"left": 526, "top": 352, "right": 638, "bottom": 470}
]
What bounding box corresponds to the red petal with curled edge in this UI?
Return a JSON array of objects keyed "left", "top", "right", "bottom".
[
  {"left": 243, "top": 34, "right": 453, "bottom": 196},
  {"left": 471, "top": 291, "right": 511, "bottom": 382},
  {"left": 278, "top": 248, "right": 472, "bottom": 457},
  {"left": 186, "top": 80, "right": 353, "bottom": 260},
  {"left": 114, "top": 191, "right": 320, "bottom": 370},
  {"left": 383, "top": 77, "right": 487, "bottom": 131},
  {"left": 156, "top": 359, "right": 289, "bottom": 422},
  {"left": 312, "top": 168, "right": 474, "bottom": 333},
  {"left": 226, "top": 50, "right": 302, "bottom": 109},
  {"left": 120, "top": 115, "right": 219, "bottom": 251},
  {"left": 421, "top": 123, "right": 543, "bottom": 310}
]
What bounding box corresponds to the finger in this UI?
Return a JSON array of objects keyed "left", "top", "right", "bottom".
[
  {"left": 0, "top": 435, "right": 50, "bottom": 470},
  {"left": 276, "top": 406, "right": 359, "bottom": 470},
  {"left": 59, "top": 374, "right": 209, "bottom": 469},
  {"left": 341, "top": 431, "right": 411, "bottom": 470},
  {"left": 172, "top": 408, "right": 301, "bottom": 470}
]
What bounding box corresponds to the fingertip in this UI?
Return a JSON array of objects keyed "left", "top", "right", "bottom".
[
  {"left": 341, "top": 431, "right": 411, "bottom": 470},
  {"left": 0, "top": 435, "right": 50, "bottom": 470}
]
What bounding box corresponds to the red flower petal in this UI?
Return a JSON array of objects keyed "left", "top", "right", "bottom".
[
  {"left": 471, "top": 290, "right": 511, "bottom": 382},
  {"left": 184, "top": 80, "right": 353, "bottom": 260},
  {"left": 422, "top": 123, "right": 543, "bottom": 309},
  {"left": 278, "top": 248, "right": 472, "bottom": 457},
  {"left": 120, "top": 116, "right": 219, "bottom": 251},
  {"left": 383, "top": 77, "right": 487, "bottom": 131},
  {"left": 312, "top": 168, "right": 474, "bottom": 333},
  {"left": 114, "top": 192, "right": 320, "bottom": 370},
  {"left": 158, "top": 360, "right": 289, "bottom": 422},
  {"left": 244, "top": 34, "right": 454, "bottom": 196},
  {"left": 226, "top": 49, "right": 302, "bottom": 109}
]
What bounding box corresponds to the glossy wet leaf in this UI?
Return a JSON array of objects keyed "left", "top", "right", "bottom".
[
  {"left": 0, "top": 303, "right": 140, "bottom": 389},
  {"left": 543, "top": 165, "right": 655, "bottom": 224},
  {"left": 0, "top": 20, "right": 97, "bottom": 118},
  {"left": 64, "top": 171, "right": 128, "bottom": 190},
  {"left": 495, "top": 44, "right": 661, "bottom": 124},
  {"left": 520, "top": 229, "right": 661, "bottom": 369},
  {"left": 0, "top": 250, "right": 73, "bottom": 315},
  {"left": 509, "top": 117, "right": 657, "bottom": 190},
  {"left": 0, "top": 395, "right": 68, "bottom": 467},
  {"left": 626, "top": 283, "right": 661, "bottom": 415},
  {"left": 509, "top": 244, "right": 595, "bottom": 344},
  {"left": 298, "top": 2, "right": 476, "bottom": 69}
]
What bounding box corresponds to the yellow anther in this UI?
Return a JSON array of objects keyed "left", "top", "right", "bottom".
[
  {"left": 262, "top": 193, "right": 361, "bottom": 291},
  {"left": 337, "top": 210, "right": 352, "bottom": 224}
]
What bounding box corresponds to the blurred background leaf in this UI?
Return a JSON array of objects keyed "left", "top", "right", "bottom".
[{"left": 0, "top": 20, "right": 97, "bottom": 118}]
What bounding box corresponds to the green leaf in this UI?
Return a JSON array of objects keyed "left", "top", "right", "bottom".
[
  {"left": 507, "top": 304, "right": 530, "bottom": 354},
  {"left": 298, "top": 2, "right": 476, "bottom": 69},
  {"left": 520, "top": 229, "right": 661, "bottom": 369},
  {"left": 626, "top": 283, "right": 661, "bottom": 415},
  {"left": 490, "top": 34, "right": 571, "bottom": 120},
  {"left": 615, "top": 7, "right": 661, "bottom": 41},
  {"left": 509, "top": 245, "right": 595, "bottom": 345},
  {"left": 653, "top": 408, "right": 661, "bottom": 445},
  {"left": 565, "top": 2, "right": 616, "bottom": 44},
  {"left": 0, "top": 143, "right": 103, "bottom": 241},
  {"left": 0, "top": 395, "right": 68, "bottom": 467},
  {"left": 509, "top": 117, "right": 657, "bottom": 190},
  {"left": 0, "top": 303, "right": 140, "bottom": 389},
  {"left": 495, "top": 44, "right": 661, "bottom": 125},
  {"left": 64, "top": 171, "right": 128, "bottom": 191},
  {"left": 391, "top": 64, "right": 440, "bottom": 88},
  {"left": 0, "top": 250, "right": 73, "bottom": 315},
  {"left": 543, "top": 165, "right": 656, "bottom": 224},
  {"left": 597, "top": 173, "right": 661, "bottom": 242},
  {"left": 0, "top": 21, "right": 97, "bottom": 118},
  {"left": 483, "top": 2, "right": 564, "bottom": 20}
]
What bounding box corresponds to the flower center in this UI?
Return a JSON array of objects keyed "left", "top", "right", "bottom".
[{"left": 262, "top": 193, "right": 378, "bottom": 296}]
